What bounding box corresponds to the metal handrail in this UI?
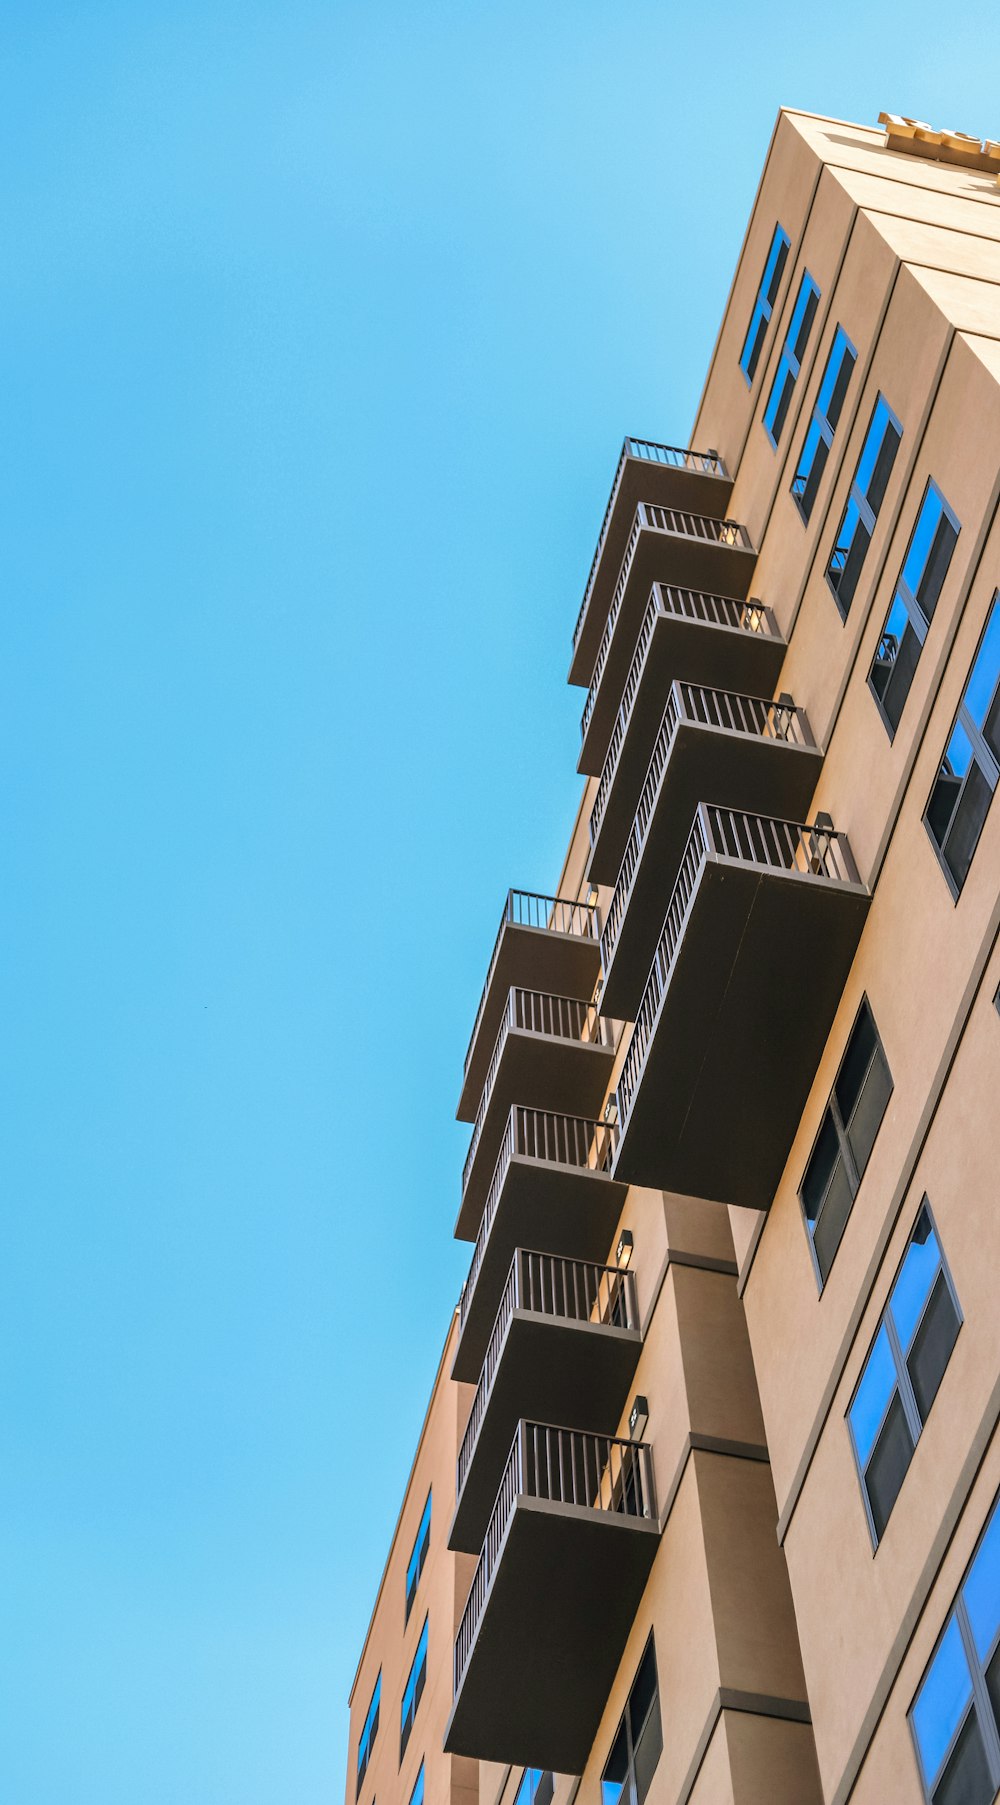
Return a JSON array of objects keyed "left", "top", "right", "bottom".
[
  {"left": 463, "top": 890, "right": 600, "bottom": 1078},
  {"left": 573, "top": 439, "right": 728, "bottom": 656},
  {"left": 456, "top": 1253, "right": 639, "bottom": 1499},
  {"left": 616, "top": 806, "right": 861, "bottom": 1130},
  {"left": 462, "top": 992, "right": 616, "bottom": 1201},
  {"left": 600, "top": 685, "right": 813, "bottom": 971},
  {"left": 454, "top": 1422, "right": 656, "bottom": 1696},
  {"left": 589, "top": 585, "right": 779, "bottom": 851},
  {"left": 459, "top": 1107, "right": 618, "bottom": 1332},
  {"left": 580, "top": 507, "right": 754, "bottom": 745}
]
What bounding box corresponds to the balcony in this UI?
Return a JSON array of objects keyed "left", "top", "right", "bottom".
[
  {"left": 452, "top": 1107, "right": 627, "bottom": 1384},
  {"left": 612, "top": 807, "right": 870, "bottom": 1209},
  {"left": 458, "top": 891, "right": 601, "bottom": 1123},
  {"left": 569, "top": 438, "right": 733, "bottom": 688},
  {"left": 578, "top": 507, "right": 757, "bottom": 777},
  {"left": 598, "top": 686, "right": 822, "bottom": 1021},
  {"left": 450, "top": 1251, "right": 641, "bottom": 1555},
  {"left": 586, "top": 585, "right": 787, "bottom": 885},
  {"left": 444, "top": 1424, "right": 659, "bottom": 1772},
  {"left": 456, "top": 994, "right": 618, "bottom": 1242}
]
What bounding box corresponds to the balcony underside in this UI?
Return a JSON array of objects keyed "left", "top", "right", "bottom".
[
  {"left": 579, "top": 536, "right": 757, "bottom": 776},
  {"left": 444, "top": 1499, "right": 660, "bottom": 1772},
  {"left": 450, "top": 1315, "right": 642, "bottom": 1554},
  {"left": 457, "top": 1039, "right": 617, "bottom": 1242},
  {"left": 586, "top": 614, "right": 788, "bottom": 885},
  {"left": 600, "top": 732, "right": 824, "bottom": 1021},
  {"left": 570, "top": 461, "right": 734, "bottom": 688},
  {"left": 453, "top": 1160, "right": 628, "bottom": 1383},
  {"left": 613, "top": 861, "right": 870, "bottom": 1208},
  {"left": 459, "top": 928, "right": 601, "bottom": 1122}
]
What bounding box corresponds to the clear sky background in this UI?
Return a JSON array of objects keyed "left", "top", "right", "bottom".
[{"left": 1, "top": 4, "right": 998, "bottom": 1800}]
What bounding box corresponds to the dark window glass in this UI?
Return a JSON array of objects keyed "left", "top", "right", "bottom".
[
  {"left": 791, "top": 325, "right": 857, "bottom": 521},
  {"left": 933, "top": 1709, "right": 993, "bottom": 1805},
  {"left": 356, "top": 1673, "right": 381, "bottom": 1798},
  {"left": 601, "top": 1638, "right": 663, "bottom": 1805},
  {"left": 515, "top": 1772, "right": 553, "bottom": 1805},
  {"left": 926, "top": 596, "right": 1000, "bottom": 896},
  {"left": 869, "top": 484, "right": 960, "bottom": 737},
  {"left": 827, "top": 395, "right": 902, "bottom": 617},
  {"left": 400, "top": 1619, "right": 428, "bottom": 1760},
  {"left": 801, "top": 1001, "right": 892, "bottom": 1284},
  {"left": 740, "top": 224, "right": 790, "bottom": 384},
  {"left": 405, "top": 1491, "right": 432, "bottom": 1622},
  {"left": 908, "top": 1273, "right": 961, "bottom": 1422},
  {"left": 764, "top": 272, "right": 821, "bottom": 446},
  {"left": 866, "top": 1394, "right": 915, "bottom": 1540}
]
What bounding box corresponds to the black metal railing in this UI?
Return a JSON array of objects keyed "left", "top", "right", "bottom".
[
  {"left": 454, "top": 1422, "right": 656, "bottom": 1696},
  {"left": 464, "top": 891, "right": 600, "bottom": 1077}
]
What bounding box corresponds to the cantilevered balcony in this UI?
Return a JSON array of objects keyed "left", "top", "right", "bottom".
[
  {"left": 457, "top": 994, "right": 618, "bottom": 1242},
  {"left": 569, "top": 438, "right": 733, "bottom": 688},
  {"left": 578, "top": 507, "right": 757, "bottom": 776},
  {"left": 586, "top": 585, "right": 787, "bottom": 885},
  {"left": 450, "top": 1252, "right": 641, "bottom": 1555},
  {"left": 458, "top": 891, "right": 601, "bottom": 1123},
  {"left": 445, "top": 1424, "right": 659, "bottom": 1772},
  {"left": 598, "top": 686, "right": 822, "bottom": 1021},
  {"left": 613, "top": 807, "right": 870, "bottom": 1209},
  {"left": 452, "top": 1107, "right": 626, "bottom": 1384}
]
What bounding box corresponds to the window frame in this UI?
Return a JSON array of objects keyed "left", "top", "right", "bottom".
[
  {"left": 825, "top": 393, "right": 904, "bottom": 621},
  {"left": 400, "top": 1616, "right": 429, "bottom": 1763},
  {"left": 740, "top": 223, "right": 791, "bottom": 387},
  {"left": 924, "top": 592, "right": 1000, "bottom": 901},
  {"left": 405, "top": 1490, "right": 432, "bottom": 1624},
  {"left": 356, "top": 1672, "right": 381, "bottom": 1799},
  {"left": 799, "top": 998, "right": 893, "bottom": 1291},
  {"left": 790, "top": 323, "right": 857, "bottom": 523},
  {"left": 600, "top": 1633, "right": 663, "bottom": 1805},
  {"left": 868, "top": 480, "right": 961, "bottom": 741},
  {"left": 846, "top": 1200, "right": 962, "bottom": 1551},
  {"left": 763, "top": 269, "right": 821, "bottom": 450},
  {"left": 909, "top": 1495, "right": 1000, "bottom": 1802}
]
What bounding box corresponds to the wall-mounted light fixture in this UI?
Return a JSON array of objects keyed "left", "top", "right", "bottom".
[
  {"left": 628, "top": 1395, "right": 649, "bottom": 1442},
  {"left": 616, "top": 1229, "right": 634, "bottom": 1270},
  {"left": 586, "top": 885, "right": 599, "bottom": 909},
  {"left": 603, "top": 1095, "right": 619, "bottom": 1127}
]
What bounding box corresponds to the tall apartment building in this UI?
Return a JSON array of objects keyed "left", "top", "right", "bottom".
[{"left": 345, "top": 107, "right": 1000, "bottom": 1805}]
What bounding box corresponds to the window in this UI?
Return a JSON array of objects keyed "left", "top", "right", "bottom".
[
  {"left": 925, "top": 595, "right": 1000, "bottom": 896},
  {"left": 601, "top": 1636, "right": 663, "bottom": 1805},
  {"left": 400, "top": 1617, "right": 428, "bottom": 1761},
  {"left": 409, "top": 1765, "right": 424, "bottom": 1805},
  {"left": 405, "top": 1491, "right": 431, "bottom": 1623},
  {"left": 763, "top": 270, "right": 821, "bottom": 447},
  {"left": 740, "top": 223, "right": 790, "bottom": 385},
  {"left": 800, "top": 1000, "right": 892, "bottom": 1286},
  {"left": 356, "top": 1673, "right": 381, "bottom": 1798},
  {"left": 910, "top": 1497, "right": 1000, "bottom": 1803},
  {"left": 827, "top": 395, "right": 903, "bottom": 618},
  {"left": 869, "top": 483, "right": 961, "bottom": 736},
  {"left": 791, "top": 325, "right": 857, "bottom": 521},
  {"left": 848, "top": 1204, "right": 961, "bottom": 1545},
  {"left": 514, "top": 1773, "right": 554, "bottom": 1805}
]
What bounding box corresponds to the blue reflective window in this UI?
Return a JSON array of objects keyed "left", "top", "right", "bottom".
[
  {"left": 869, "top": 483, "right": 960, "bottom": 736},
  {"left": 926, "top": 595, "right": 1000, "bottom": 895},
  {"left": 910, "top": 1496, "right": 1000, "bottom": 1801},
  {"left": 763, "top": 271, "right": 821, "bottom": 447},
  {"left": 601, "top": 1637, "right": 662, "bottom": 1805},
  {"left": 826, "top": 395, "right": 903, "bottom": 618},
  {"left": 740, "top": 224, "right": 790, "bottom": 385},
  {"left": 848, "top": 1203, "right": 960, "bottom": 1546},
  {"left": 515, "top": 1772, "right": 553, "bottom": 1805},
  {"left": 405, "top": 1490, "right": 432, "bottom": 1623},
  {"left": 400, "top": 1618, "right": 429, "bottom": 1760},
  {"left": 356, "top": 1673, "right": 381, "bottom": 1798},
  {"left": 409, "top": 1764, "right": 425, "bottom": 1805},
  {"left": 791, "top": 325, "right": 857, "bottom": 520}
]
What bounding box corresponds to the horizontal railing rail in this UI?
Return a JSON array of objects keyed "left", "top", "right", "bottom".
[
  {"left": 464, "top": 890, "right": 600, "bottom": 1077},
  {"left": 616, "top": 806, "right": 861, "bottom": 1129},
  {"left": 454, "top": 1422, "right": 656, "bottom": 1696},
  {"left": 573, "top": 440, "right": 728, "bottom": 656},
  {"left": 458, "top": 1107, "right": 618, "bottom": 1332},
  {"left": 581, "top": 509, "right": 755, "bottom": 744},
  {"left": 462, "top": 992, "right": 616, "bottom": 1200},
  {"left": 456, "top": 1253, "right": 639, "bottom": 1499},
  {"left": 600, "top": 684, "right": 813, "bottom": 971}
]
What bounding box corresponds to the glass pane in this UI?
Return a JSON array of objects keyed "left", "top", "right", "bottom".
[
  {"left": 765, "top": 359, "right": 795, "bottom": 443},
  {"left": 985, "top": 1641, "right": 1000, "bottom": 1752},
  {"left": 628, "top": 1642, "right": 658, "bottom": 1743},
  {"left": 601, "top": 1722, "right": 629, "bottom": 1805},
  {"left": 964, "top": 1503, "right": 1000, "bottom": 1662},
  {"left": 835, "top": 1005, "right": 878, "bottom": 1121},
  {"left": 890, "top": 1208, "right": 940, "bottom": 1350},
  {"left": 633, "top": 1696, "right": 663, "bottom": 1805},
  {"left": 882, "top": 622, "right": 923, "bottom": 731},
  {"left": 764, "top": 229, "right": 790, "bottom": 306},
  {"left": 945, "top": 760, "right": 994, "bottom": 891},
  {"left": 927, "top": 754, "right": 966, "bottom": 849},
  {"left": 865, "top": 1391, "right": 915, "bottom": 1540},
  {"left": 801, "top": 1112, "right": 840, "bottom": 1221},
  {"left": 812, "top": 1158, "right": 854, "bottom": 1282},
  {"left": 916, "top": 513, "right": 959, "bottom": 624},
  {"left": 826, "top": 336, "right": 856, "bottom": 431},
  {"left": 867, "top": 417, "right": 902, "bottom": 515},
  {"left": 840, "top": 515, "right": 873, "bottom": 616},
  {"left": 828, "top": 496, "right": 860, "bottom": 589},
  {"left": 907, "top": 1271, "right": 960, "bottom": 1425},
  {"left": 793, "top": 419, "right": 823, "bottom": 505},
  {"left": 741, "top": 303, "right": 769, "bottom": 382},
  {"left": 850, "top": 1324, "right": 897, "bottom": 1466},
  {"left": 846, "top": 1050, "right": 891, "bottom": 1177},
  {"left": 932, "top": 1706, "right": 993, "bottom": 1805},
  {"left": 903, "top": 489, "right": 945, "bottom": 597},
  {"left": 965, "top": 601, "right": 1000, "bottom": 733},
  {"left": 912, "top": 1617, "right": 974, "bottom": 1787},
  {"left": 791, "top": 278, "right": 820, "bottom": 362},
  {"left": 856, "top": 399, "right": 891, "bottom": 498}
]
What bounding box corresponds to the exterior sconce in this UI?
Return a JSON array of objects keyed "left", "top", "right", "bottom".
[
  {"left": 603, "top": 1095, "right": 619, "bottom": 1127},
  {"left": 586, "top": 885, "right": 599, "bottom": 908},
  {"left": 616, "top": 1229, "right": 634, "bottom": 1269},
  {"left": 629, "top": 1395, "right": 649, "bottom": 1441}
]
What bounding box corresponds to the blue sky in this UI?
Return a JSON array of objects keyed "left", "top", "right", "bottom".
[{"left": 1, "top": 4, "right": 997, "bottom": 1800}]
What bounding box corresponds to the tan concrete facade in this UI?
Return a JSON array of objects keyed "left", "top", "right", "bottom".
[{"left": 346, "top": 108, "right": 1000, "bottom": 1805}]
